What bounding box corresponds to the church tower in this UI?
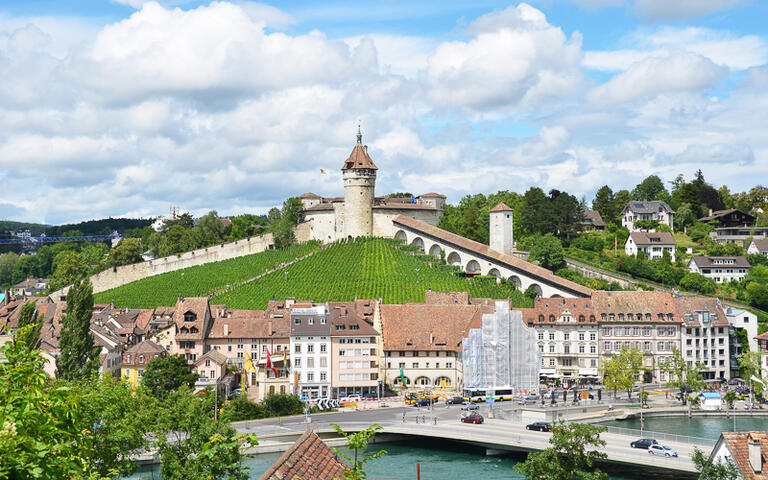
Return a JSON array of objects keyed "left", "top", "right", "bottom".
[
  {"left": 490, "top": 202, "right": 514, "bottom": 255},
  {"left": 342, "top": 126, "right": 377, "bottom": 238}
]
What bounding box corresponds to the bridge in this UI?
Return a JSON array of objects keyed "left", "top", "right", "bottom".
[
  {"left": 392, "top": 215, "right": 593, "bottom": 298},
  {"left": 236, "top": 405, "right": 703, "bottom": 478}
]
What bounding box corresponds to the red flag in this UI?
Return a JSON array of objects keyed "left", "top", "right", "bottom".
[{"left": 266, "top": 348, "right": 279, "bottom": 377}]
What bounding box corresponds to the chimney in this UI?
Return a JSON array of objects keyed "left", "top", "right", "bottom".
[
  {"left": 429, "top": 331, "right": 433, "bottom": 345},
  {"left": 268, "top": 320, "right": 273, "bottom": 335},
  {"left": 223, "top": 324, "right": 229, "bottom": 336},
  {"left": 709, "top": 208, "right": 713, "bottom": 217},
  {"left": 750, "top": 433, "right": 762, "bottom": 474}
]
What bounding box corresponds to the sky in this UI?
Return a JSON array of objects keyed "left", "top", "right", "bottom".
[{"left": 0, "top": 0, "right": 766, "bottom": 224}]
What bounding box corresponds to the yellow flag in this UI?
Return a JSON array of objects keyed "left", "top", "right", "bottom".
[
  {"left": 244, "top": 351, "right": 258, "bottom": 374},
  {"left": 320, "top": 169, "right": 326, "bottom": 174}
]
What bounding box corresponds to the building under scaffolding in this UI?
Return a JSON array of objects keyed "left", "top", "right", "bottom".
[{"left": 462, "top": 301, "right": 540, "bottom": 395}]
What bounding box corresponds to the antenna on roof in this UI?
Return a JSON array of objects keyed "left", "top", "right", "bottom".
[{"left": 356, "top": 121, "right": 362, "bottom": 146}]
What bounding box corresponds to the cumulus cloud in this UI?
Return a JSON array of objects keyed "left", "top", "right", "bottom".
[
  {"left": 634, "top": 0, "right": 742, "bottom": 21},
  {"left": 423, "top": 3, "right": 583, "bottom": 112},
  {"left": 587, "top": 52, "right": 728, "bottom": 105}
]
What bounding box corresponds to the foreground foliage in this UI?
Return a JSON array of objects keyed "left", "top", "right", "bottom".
[{"left": 331, "top": 424, "right": 387, "bottom": 480}]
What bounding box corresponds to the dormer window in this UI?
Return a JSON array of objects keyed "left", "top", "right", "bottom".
[
  {"left": 139, "top": 354, "right": 144, "bottom": 364},
  {"left": 184, "top": 311, "right": 197, "bottom": 322},
  {"left": 549, "top": 315, "right": 555, "bottom": 323}
]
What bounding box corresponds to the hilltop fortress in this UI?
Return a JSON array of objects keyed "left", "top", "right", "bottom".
[{"left": 296, "top": 128, "right": 446, "bottom": 242}]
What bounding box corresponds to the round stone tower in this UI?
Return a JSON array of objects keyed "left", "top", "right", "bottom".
[{"left": 342, "top": 126, "right": 377, "bottom": 238}]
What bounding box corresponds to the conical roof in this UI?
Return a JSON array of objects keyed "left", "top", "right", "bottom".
[
  {"left": 490, "top": 202, "right": 513, "bottom": 212},
  {"left": 341, "top": 144, "right": 378, "bottom": 171}
]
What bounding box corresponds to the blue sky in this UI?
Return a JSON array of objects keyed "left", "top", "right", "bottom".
[{"left": 0, "top": 0, "right": 765, "bottom": 223}]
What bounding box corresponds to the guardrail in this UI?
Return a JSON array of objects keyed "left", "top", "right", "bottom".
[{"left": 601, "top": 425, "right": 714, "bottom": 446}]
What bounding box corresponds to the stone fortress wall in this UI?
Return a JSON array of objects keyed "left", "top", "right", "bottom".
[{"left": 50, "top": 233, "right": 275, "bottom": 300}]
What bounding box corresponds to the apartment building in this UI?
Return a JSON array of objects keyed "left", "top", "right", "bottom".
[
  {"left": 625, "top": 231, "right": 676, "bottom": 261},
  {"left": 329, "top": 301, "right": 380, "bottom": 397},
  {"left": 170, "top": 297, "right": 212, "bottom": 364},
  {"left": 678, "top": 297, "right": 731, "bottom": 381},
  {"left": 621, "top": 200, "right": 675, "bottom": 232},
  {"left": 289, "top": 304, "right": 331, "bottom": 400},
  {"left": 122, "top": 340, "right": 166, "bottom": 387},
  {"left": 591, "top": 291, "right": 682, "bottom": 383},
  {"left": 519, "top": 297, "right": 599, "bottom": 385},
  {"left": 688, "top": 256, "right": 751, "bottom": 284}
]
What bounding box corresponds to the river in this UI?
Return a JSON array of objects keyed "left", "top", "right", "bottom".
[{"left": 599, "top": 414, "right": 768, "bottom": 441}]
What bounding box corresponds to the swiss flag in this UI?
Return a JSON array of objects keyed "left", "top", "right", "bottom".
[{"left": 266, "top": 348, "right": 279, "bottom": 377}]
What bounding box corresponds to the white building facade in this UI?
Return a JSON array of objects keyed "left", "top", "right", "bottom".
[
  {"left": 688, "top": 256, "right": 751, "bottom": 284},
  {"left": 289, "top": 304, "right": 332, "bottom": 400},
  {"left": 625, "top": 232, "right": 676, "bottom": 261},
  {"left": 621, "top": 200, "right": 675, "bottom": 232}
]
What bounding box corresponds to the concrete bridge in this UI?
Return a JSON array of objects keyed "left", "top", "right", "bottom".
[{"left": 392, "top": 215, "right": 593, "bottom": 299}]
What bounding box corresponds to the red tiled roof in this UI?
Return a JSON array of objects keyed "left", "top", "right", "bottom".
[
  {"left": 629, "top": 231, "right": 676, "bottom": 245},
  {"left": 517, "top": 297, "right": 596, "bottom": 324},
  {"left": 425, "top": 291, "right": 469, "bottom": 305},
  {"left": 380, "top": 304, "right": 482, "bottom": 351},
  {"left": 419, "top": 192, "right": 446, "bottom": 198},
  {"left": 173, "top": 297, "right": 210, "bottom": 340},
  {"left": 341, "top": 144, "right": 378, "bottom": 171},
  {"left": 490, "top": 202, "right": 513, "bottom": 212},
  {"left": 675, "top": 296, "right": 729, "bottom": 327},
  {"left": 259, "top": 430, "right": 348, "bottom": 480},
  {"left": 328, "top": 301, "right": 379, "bottom": 336},
  {"left": 591, "top": 291, "right": 682, "bottom": 323},
  {"left": 392, "top": 215, "right": 593, "bottom": 297},
  {"left": 720, "top": 431, "right": 768, "bottom": 479},
  {"left": 300, "top": 192, "right": 321, "bottom": 198}
]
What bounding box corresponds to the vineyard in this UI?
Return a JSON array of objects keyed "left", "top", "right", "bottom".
[
  {"left": 215, "top": 237, "right": 531, "bottom": 309},
  {"left": 94, "top": 241, "right": 321, "bottom": 308}
]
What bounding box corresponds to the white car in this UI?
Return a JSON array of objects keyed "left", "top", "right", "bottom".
[
  {"left": 648, "top": 444, "right": 678, "bottom": 457},
  {"left": 344, "top": 395, "right": 362, "bottom": 402}
]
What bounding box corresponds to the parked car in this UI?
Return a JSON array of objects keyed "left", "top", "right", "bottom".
[
  {"left": 344, "top": 395, "right": 362, "bottom": 403},
  {"left": 526, "top": 422, "right": 552, "bottom": 432},
  {"left": 630, "top": 438, "right": 659, "bottom": 449},
  {"left": 447, "top": 396, "right": 465, "bottom": 405},
  {"left": 648, "top": 445, "right": 678, "bottom": 457},
  {"left": 460, "top": 412, "right": 484, "bottom": 424},
  {"left": 461, "top": 402, "right": 479, "bottom": 411},
  {"left": 523, "top": 394, "right": 540, "bottom": 401},
  {"left": 413, "top": 398, "right": 432, "bottom": 407}
]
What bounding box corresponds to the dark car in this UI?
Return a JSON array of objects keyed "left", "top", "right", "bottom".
[
  {"left": 413, "top": 398, "right": 432, "bottom": 407},
  {"left": 460, "top": 412, "right": 484, "bottom": 424},
  {"left": 526, "top": 422, "right": 552, "bottom": 432},
  {"left": 447, "top": 396, "right": 465, "bottom": 405},
  {"left": 630, "top": 438, "right": 659, "bottom": 449}
]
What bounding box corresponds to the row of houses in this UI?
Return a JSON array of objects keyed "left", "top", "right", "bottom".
[{"left": 0, "top": 289, "right": 761, "bottom": 400}]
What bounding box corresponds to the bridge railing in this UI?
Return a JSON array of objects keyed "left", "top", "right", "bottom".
[{"left": 601, "top": 425, "right": 715, "bottom": 446}]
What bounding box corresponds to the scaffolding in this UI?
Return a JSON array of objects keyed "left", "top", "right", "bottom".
[{"left": 463, "top": 301, "right": 540, "bottom": 394}]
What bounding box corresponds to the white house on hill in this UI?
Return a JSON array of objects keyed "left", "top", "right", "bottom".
[
  {"left": 625, "top": 231, "right": 676, "bottom": 261},
  {"left": 748, "top": 238, "right": 768, "bottom": 256},
  {"left": 688, "top": 256, "right": 751, "bottom": 284},
  {"left": 621, "top": 200, "right": 675, "bottom": 232}
]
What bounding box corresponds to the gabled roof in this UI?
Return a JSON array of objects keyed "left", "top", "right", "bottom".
[
  {"left": 341, "top": 144, "right": 378, "bottom": 171},
  {"left": 699, "top": 208, "right": 755, "bottom": 222},
  {"left": 675, "top": 296, "right": 729, "bottom": 327},
  {"left": 299, "top": 192, "right": 321, "bottom": 198},
  {"left": 419, "top": 192, "right": 446, "bottom": 198},
  {"left": 690, "top": 256, "right": 751, "bottom": 268},
  {"left": 380, "top": 303, "right": 483, "bottom": 351},
  {"left": 629, "top": 231, "right": 676, "bottom": 245},
  {"left": 591, "top": 291, "right": 681, "bottom": 322},
  {"left": 173, "top": 297, "right": 210, "bottom": 340},
  {"left": 622, "top": 200, "right": 675, "bottom": 214},
  {"left": 582, "top": 210, "right": 606, "bottom": 227},
  {"left": 328, "top": 301, "right": 379, "bottom": 336},
  {"left": 195, "top": 349, "right": 228, "bottom": 366},
  {"left": 490, "top": 202, "right": 513, "bottom": 212},
  {"left": 518, "top": 297, "right": 596, "bottom": 324},
  {"left": 715, "top": 431, "right": 768, "bottom": 480},
  {"left": 125, "top": 339, "right": 165, "bottom": 356},
  {"left": 752, "top": 238, "right": 768, "bottom": 252},
  {"left": 259, "top": 430, "right": 348, "bottom": 480}
]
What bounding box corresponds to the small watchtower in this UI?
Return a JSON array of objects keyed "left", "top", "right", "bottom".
[
  {"left": 490, "top": 202, "right": 514, "bottom": 255},
  {"left": 342, "top": 126, "right": 377, "bottom": 238}
]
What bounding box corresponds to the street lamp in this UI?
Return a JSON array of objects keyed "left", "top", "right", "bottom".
[{"left": 415, "top": 268, "right": 420, "bottom": 282}]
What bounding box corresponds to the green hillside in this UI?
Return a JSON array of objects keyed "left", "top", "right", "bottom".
[
  {"left": 215, "top": 237, "right": 530, "bottom": 309},
  {"left": 94, "top": 241, "right": 321, "bottom": 308}
]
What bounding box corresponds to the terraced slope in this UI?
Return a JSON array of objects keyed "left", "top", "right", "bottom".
[
  {"left": 94, "top": 241, "right": 321, "bottom": 308},
  {"left": 215, "top": 237, "right": 531, "bottom": 309}
]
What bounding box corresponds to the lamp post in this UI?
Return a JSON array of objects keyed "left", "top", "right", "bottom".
[{"left": 415, "top": 268, "right": 420, "bottom": 282}]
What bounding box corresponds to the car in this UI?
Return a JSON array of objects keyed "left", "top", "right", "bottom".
[
  {"left": 630, "top": 438, "right": 659, "bottom": 449},
  {"left": 461, "top": 412, "right": 484, "bottom": 424},
  {"left": 344, "top": 395, "right": 362, "bottom": 403},
  {"left": 447, "top": 396, "right": 465, "bottom": 405},
  {"left": 523, "top": 394, "right": 540, "bottom": 401},
  {"left": 461, "top": 402, "right": 479, "bottom": 411},
  {"left": 526, "top": 422, "right": 552, "bottom": 432},
  {"left": 413, "top": 398, "right": 432, "bottom": 407},
  {"left": 648, "top": 445, "right": 678, "bottom": 457}
]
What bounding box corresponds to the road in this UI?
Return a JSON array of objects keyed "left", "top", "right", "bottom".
[{"left": 233, "top": 404, "right": 701, "bottom": 474}]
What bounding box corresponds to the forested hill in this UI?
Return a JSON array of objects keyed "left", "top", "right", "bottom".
[
  {"left": 45, "top": 218, "right": 153, "bottom": 236},
  {"left": 0, "top": 220, "right": 49, "bottom": 235}
]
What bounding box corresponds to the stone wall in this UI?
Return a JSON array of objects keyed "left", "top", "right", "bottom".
[{"left": 49, "top": 233, "right": 275, "bottom": 300}]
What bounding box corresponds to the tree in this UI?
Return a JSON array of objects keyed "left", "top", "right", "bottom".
[
  {"left": 660, "top": 347, "right": 705, "bottom": 405},
  {"left": 331, "top": 424, "right": 387, "bottom": 480},
  {"left": 602, "top": 347, "right": 642, "bottom": 399},
  {"left": 107, "top": 238, "right": 144, "bottom": 267},
  {"left": 514, "top": 421, "right": 608, "bottom": 480},
  {"left": 529, "top": 234, "right": 565, "bottom": 271},
  {"left": 738, "top": 351, "right": 764, "bottom": 397},
  {"left": 724, "top": 391, "right": 736, "bottom": 409},
  {"left": 142, "top": 354, "right": 199, "bottom": 399},
  {"left": 16, "top": 301, "right": 42, "bottom": 349},
  {"left": 0, "top": 327, "right": 93, "bottom": 479},
  {"left": 674, "top": 203, "right": 697, "bottom": 231},
  {"left": 56, "top": 277, "right": 99, "bottom": 381},
  {"left": 747, "top": 282, "right": 768, "bottom": 311},
  {"left": 0, "top": 252, "right": 19, "bottom": 287},
  {"left": 520, "top": 187, "right": 549, "bottom": 235},
  {"left": 632, "top": 175, "right": 668, "bottom": 201},
  {"left": 592, "top": 186, "right": 616, "bottom": 225},
  {"left": 634, "top": 219, "right": 660, "bottom": 231},
  {"left": 614, "top": 190, "right": 631, "bottom": 219},
  {"left": 267, "top": 207, "right": 282, "bottom": 225},
  {"left": 679, "top": 272, "right": 716, "bottom": 295},
  {"left": 692, "top": 447, "right": 739, "bottom": 480},
  {"left": 51, "top": 250, "right": 87, "bottom": 290}
]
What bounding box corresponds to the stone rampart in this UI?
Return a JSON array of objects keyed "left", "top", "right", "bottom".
[{"left": 49, "top": 233, "right": 275, "bottom": 300}]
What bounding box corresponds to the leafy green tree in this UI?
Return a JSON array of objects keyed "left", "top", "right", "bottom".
[
  {"left": 520, "top": 187, "right": 549, "bottom": 236},
  {"left": 0, "top": 327, "right": 93, "bottom": 479},
  {"left": 724, "top": 391, "right": 737, "bottom": 409},
  {"left": 632, "top": 175, "right": 668, "bottom": 201},
  {"left": 529, "top": 234, "right": 565, "bottom": 271},
  {"left": 152, "top": 386, "right": 255, "bottom": 480},
  {"left": 267, "top": 207, "right": 282, "bottom": 225},
  {"left": 107, "top": 238, "right": 144, "bottom": 267},
  {"left": 51, "top": 250, "right": 87, "bottom": 290},
  {"left": 331, "top": 424, "right": 387, "bottom": 480},
  {"left": 692, "top": 447, "right": 739, "bottom": 480},
  {"left": 674, "top": 203, "right": 697, "bottom": 231},
  {"left": 738, "top": 351, "right": 764, "bottom": 397},
  {"left": 142, "top": 354, "right": 199, "bottom": 399},
  {"left": 80, "top": 243, "right": 109, "bottom": 268},
  {"left": 660, "top": 347, "right": 705, "bottom": 405},
  {"left": 635, "top": 219, "right": 660, "bottom": 231},
  {"left": 747, "top": 282, "right": 768, "bottom": 310},
  {"left": 281, "top": 197, "right": 305, "bottom": 226},
  {"left": 263, "top": 393, "right": 305, "bottom": 417},
  {"left": 602, "top": 347, "right": 642, "bottom": 399},
  {"left": 56, "top": 277, "right": 99, "bottom": 381},
  {"left": 592, "top": 186, "right": 616, "bottom": 225},
  {"left": 679, "top": 272, "right": 716, "bottom": 295},
  {"left": 16, "top": 301, "right": 42, "bottom": 348},
  {"left": 614, "top": 189, "right": 631, "bottom": 218},
  {"left": 0, "top": 252, "right": 19, "bottom": 287},
  {"left": 514, "top": 421, "right": 608, "bottom": 480}
]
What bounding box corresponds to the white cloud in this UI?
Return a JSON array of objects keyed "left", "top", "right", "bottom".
[
  {"left": 634, "top": 0, "right": 742, "bottom": 21},
  {"left": 423, "top": 4, "right": 583, "bottom": 112},
  {"left": 568, "top": 0, "right": 625, "bottom": 9},
  {"left": 587, "top": 52, "right": 727, "bottom": 105}
]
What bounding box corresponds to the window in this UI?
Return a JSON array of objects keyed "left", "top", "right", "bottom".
[
  {"left": 237, "top": 352, "right": 243, "bottom": 359},
  {"left": 295, "top": 344, "right": 301, "bottom": 353},
  {"left": 412, "top": 363, "right": 419, "bottom": 368},
  {"left": 210, "top": 370, "right": 215, "bottom": 379},
  {"left": 538, "top": 332, "right": 544, "bottom": 340},
  {"left": 307, "top": 344, "right": 314, "bottom": 353},
  {"left": 307, "top": 358, "right": 315, "bottom": 368},
  {"left": 294, "top": 318, "right": 300, "bottom": 325},
  {"left": 604, "top": 341, "right": 611, "bottom": 351},
  {"left": 320, "top": 317, "right": 326, "bottom": 324},
  {"left": 578, "top": 333, "right": 585, "bottom": 341},
  {"left": 562, "top": 359, "right": 572, "bottom": 366},
  {"left": 399, "top": 362, "right": 405, "bottom": 368},
  {"left": 549, "top": 333, "right": 555, "bottom": 340},
  {"left": 603, "top": 327, "right": 612, "bottom": 336},
  {"left": 307, "top": 372, "right": 314, "bottom": 381},
  {"left": 320, "top": 344, "right": 327, "bottom": 353},
  {"left": 549, "top": 359, "right": 555, "bottom": 366},
  {"left": 228, "top": 346, "right": 232, "bottom": 352},
  {"left": 262, "top": 345, "right": 267, "bottom": 353},
  {"left": 564, "top": 333, "right": 570, "bottom": 341},
  {"left": 294, "top": 358, "right": 301, "bottom": 367},
  {"left": 138, "top": 369, "right": 144, "bottom": 378},
  {"left": 308, "top": 318, "right": 314, "bottom": 325},
  {"left": 446, "top": 362, "right": 453, "bottom": 368},
  {"left": 591, "top": 359, "right": 597, "bottom": 367},
  {"left": 320, "top": 372, "right": 326, "bottom": 381},
  {"left": 590, "top": 333, "right": 596, "bottom": 341},
  {"left": 579, "top": 345, "right": 585, "bottom": 353},
  {"left": 564, "top": 345, "right": 570, "bottom": 354},
  {"left": 238, "top": 344, "right": 243, "bottom": 350},
  {"left": 549, "top": 344, "right": 555, "bottom": 353},
  {"left": 205, "top": 359, "right": 211, "bottom": 366},
  {"left": 590, "top": 345, "right": 596, "bottom": 354},
  {"left": 139, "top": 354, "right": 144, "bottom": 364}
]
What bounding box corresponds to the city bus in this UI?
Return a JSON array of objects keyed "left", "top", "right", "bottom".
[{"left": 463, "top": 387, "right": 515, "bottom": 402}]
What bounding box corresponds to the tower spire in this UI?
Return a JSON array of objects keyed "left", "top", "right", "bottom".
[{"left": 356, "top": 123, "right": 362, "bottom": 146}]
